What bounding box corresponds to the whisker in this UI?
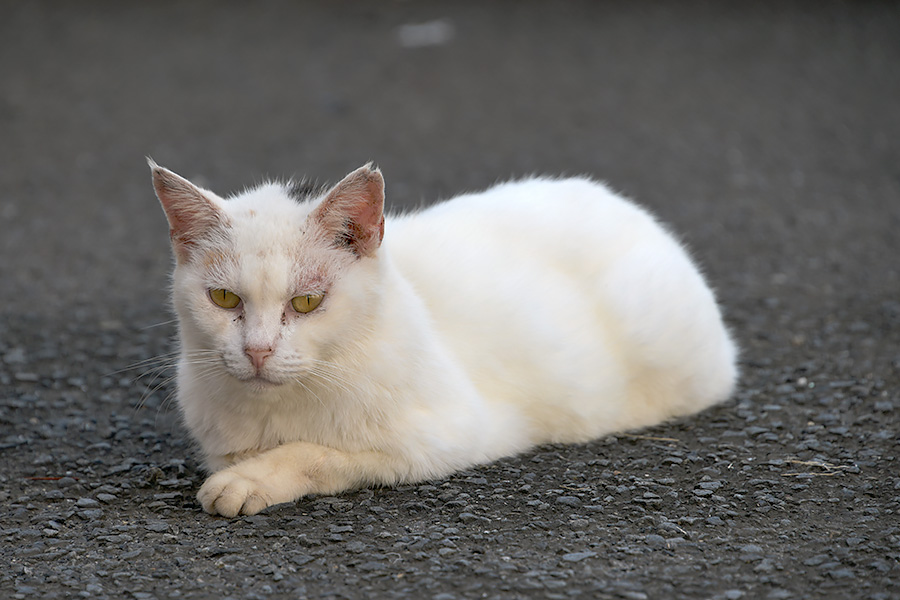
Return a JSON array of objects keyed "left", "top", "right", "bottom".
[
  {"left": 293, "top": 376, "right": 327, "bottom": 410},
  {"left": 104, "top": 351, "right": 183, "bottom": 378},
  {"left": 140, "top": 319, "right": 179, "bottom": 330},
  {"left": 304, "top": 359, "right": 366, "bottom": 396},
  {"left": 129, "top": 349, "right": 224, "bottom": 413},
  {"left": 134, "top": 360, "right": 226, "bottom": 416}
]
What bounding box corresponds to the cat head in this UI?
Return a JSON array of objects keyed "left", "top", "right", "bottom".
[{"left": 150, "top": 160, "right": 386, "bottom": 391}]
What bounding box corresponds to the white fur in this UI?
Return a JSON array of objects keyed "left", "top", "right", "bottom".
[{"left": 153, "top": 165, "right": 738, "bottom": 516}]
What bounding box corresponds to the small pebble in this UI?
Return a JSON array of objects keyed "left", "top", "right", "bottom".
[
  {"left": 79, "top": 509, "right": 103, "bottom": 520},
  {"left": 827, "top": 568, "right": 855, "bottom": 579},
  {"left": 561, "top": 551, "right": 596, "bottom": 562},
  {"left": 556, "top": 496, "right": 582, "bottom": 507}
]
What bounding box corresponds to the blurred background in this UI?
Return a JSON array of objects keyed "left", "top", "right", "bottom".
[{"left": 1, "top": 0, "right": 898, "bottom": 352}]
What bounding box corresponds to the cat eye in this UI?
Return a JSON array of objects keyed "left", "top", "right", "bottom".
[
  {"left": 209, "top": 288, "right": 242, "bottom": 309},
  {"left": 291, "top": 294, "right": 324, "bottom": 314}
]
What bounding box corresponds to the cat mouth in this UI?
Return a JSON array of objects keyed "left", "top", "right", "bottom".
[
  {"left": 221, "top": 358, "right": 283, "bottom": 388},
  {"left": 235, "top": 373, "right": 284, "bottom": 389}
]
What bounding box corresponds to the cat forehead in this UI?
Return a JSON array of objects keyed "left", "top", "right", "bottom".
[
  {"left": 194, "top": 183, "right": 343, "bottom": 292},
  {"left": 222, "top": 183, "right": 322, "bottom": 250},
  {"left": 199, "top": 239, "right": 333, "bottom": 297},
  {"left": 227, "top": 182, "right": 318, "bottom": 223}
]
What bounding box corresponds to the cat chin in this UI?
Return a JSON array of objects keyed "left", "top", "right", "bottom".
[
  {"left": 232, "top": 374, "right": 285, "bottom": 393},
  {"left": 220, "top": 359, "right": 290, "bottom": 390}
]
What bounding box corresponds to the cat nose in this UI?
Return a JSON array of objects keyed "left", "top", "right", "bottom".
[{"left": 245, "top": 347, "right": 273, "bottom": 371}]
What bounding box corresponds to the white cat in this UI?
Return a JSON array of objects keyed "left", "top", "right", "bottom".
[{"left": 150, "top": 160, "right": 738, "bottom": 517}]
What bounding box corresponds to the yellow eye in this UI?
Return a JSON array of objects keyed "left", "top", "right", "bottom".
[
  {"left": 209, "top": 288, "right": 242, "bottom": 309},
  {"left": 291, "top": 294, "right": 324, "bottom": 314}
]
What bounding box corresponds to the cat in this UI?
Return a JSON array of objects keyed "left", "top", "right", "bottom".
[{"left": 149, "top": 160, "right": 738, "bottom": 517}]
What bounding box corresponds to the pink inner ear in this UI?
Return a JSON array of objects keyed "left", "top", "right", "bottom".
[
  {"left": 152, "top": 166, "right": 226, "bottom": 259},
  {"left": 345, "top": 182, "right": 386, "bottom": 247},
  {"left": 313, "top": 166, "right": 385, "bottom": 257}
]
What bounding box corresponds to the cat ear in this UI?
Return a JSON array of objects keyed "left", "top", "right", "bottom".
[
  {"left": 311, "top": 163, "right": 385, "bottom": 258},
  {"left": 148, "top": 158, "right": 227, "bottom": 261}
]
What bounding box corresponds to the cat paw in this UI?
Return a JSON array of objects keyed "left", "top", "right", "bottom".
[{"left": 197, "top": 470, "right": 275, "bottom": 517}]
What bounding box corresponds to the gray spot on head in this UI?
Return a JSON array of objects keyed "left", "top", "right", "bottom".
[{"left": 286, "top": 179, "right": 325, "bottom": 203}]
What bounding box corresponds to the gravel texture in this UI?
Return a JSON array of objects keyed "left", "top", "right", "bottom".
[{"left": 2, "top": 2, "right": 899, "bottom": 599}]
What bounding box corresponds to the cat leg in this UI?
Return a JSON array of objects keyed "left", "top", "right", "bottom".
[
  {"left": 197, "top": 441, "right": 396, "bottom": 517},
  {"left": 202, "top": 448, "right": 262, "bottom": 472}
]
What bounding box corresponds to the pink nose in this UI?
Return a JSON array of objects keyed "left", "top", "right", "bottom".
[{"left": 245, "top": 347, "right": 273, "bottom": 371}]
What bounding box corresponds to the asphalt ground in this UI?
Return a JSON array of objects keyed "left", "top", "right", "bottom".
[{"left": 1, "top": 2, "right": 899, "bottom": 599}]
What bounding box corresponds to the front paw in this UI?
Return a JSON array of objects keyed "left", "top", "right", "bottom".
[{"left": 198, "top": 470, "right": 277, "bottom": 517}]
